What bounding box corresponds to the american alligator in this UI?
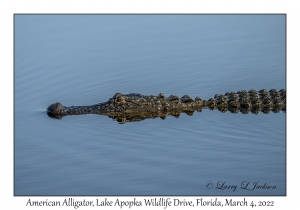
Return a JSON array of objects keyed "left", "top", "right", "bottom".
[{"left": 47, "top": 89, "right": 286, "bottom": 123}]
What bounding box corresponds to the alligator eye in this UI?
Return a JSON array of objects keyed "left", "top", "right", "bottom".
[{"left": 114, "top": 96, "right": 127, "bottom": 104}]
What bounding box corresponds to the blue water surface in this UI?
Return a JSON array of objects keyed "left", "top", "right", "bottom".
[{"left": 14, "top": 15, "right": 286, "bottom": 195}]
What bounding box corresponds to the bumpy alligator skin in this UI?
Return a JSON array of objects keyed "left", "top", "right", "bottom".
[{"left": 47, "top": 89, "right": 286, "bottom": 123}]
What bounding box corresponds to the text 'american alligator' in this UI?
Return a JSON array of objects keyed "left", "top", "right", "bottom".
[{"left": 47, "top": 89, "right": 286, "bottom": 123}]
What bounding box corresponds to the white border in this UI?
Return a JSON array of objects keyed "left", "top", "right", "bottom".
[{"left": 1, "top": 0, "right": 298, "bottom": 209}]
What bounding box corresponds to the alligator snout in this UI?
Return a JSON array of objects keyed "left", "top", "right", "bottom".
[{"left": 47, "top": 102, "right": 67, "bottom": 116}]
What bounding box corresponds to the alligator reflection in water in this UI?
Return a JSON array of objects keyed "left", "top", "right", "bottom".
[{"left": 47, "top": 89, "right": 286, "bottom": 124}]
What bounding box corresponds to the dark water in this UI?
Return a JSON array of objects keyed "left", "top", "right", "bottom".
[{"left": 14, "top": 15, "right": 286, "bottom": 195}]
